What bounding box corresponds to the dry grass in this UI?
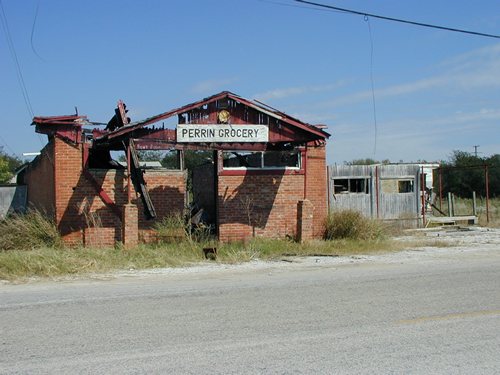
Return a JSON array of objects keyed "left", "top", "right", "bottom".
[
  {"left": 153, "top": 212, "right": 187, "bottom": 243},
  {"left": 0, "top": 211, "right": 458, "bottom": 283},
  {"left": 0, "top": 242, "right": 207, "bottom": 282},
  {"left": 0, "top": 235, "right": 412, "bottom": 282},
  {"left": 0, "top": 210, "right": 62, "bottom": 251},
  {"left": 324, "top": 210, "right": 386, "bottom": 241}
]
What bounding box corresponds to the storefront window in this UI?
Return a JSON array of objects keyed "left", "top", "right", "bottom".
[{"left": 223, "top": 150, "right": 301, "bottom": 169}]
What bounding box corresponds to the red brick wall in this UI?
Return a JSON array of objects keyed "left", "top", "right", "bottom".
[
  {"left": 53, "top": 137, "right": 87, "bottom": 245},
  {"left": 217, "top": 173, "right": 305, "bottom": 242},
  {"left": 136, "top": 169, "right": 187, "bottom": 243},
  {"left": 28, "top": 137, "right": 186, "bottom": 247},
  {"left": 24, "top": 140, "right": 56, "bottom": 218},
  {"left": 217, "top": 144, "right": 327, "bottom": 242},
  {"left": 25, "top": 136, "right": 325, "bottom": 245},
  {"left": 305, "top": 144, "right": 327, "bottom": 238}
]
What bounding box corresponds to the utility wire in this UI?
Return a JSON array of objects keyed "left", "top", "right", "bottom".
[
  {"left": 365, "top": 16, "right": 377, "bottom": 157},
  {"left": 0, "top": 134, "right": 21, "bottom": 159},
  {"left": 0, "top": 0, "right": 35, "bottom": 118},
  {"left": 30, "top": 0, "right": 45, "bottom": 61},
  {"left": 259, "top": 0, "right": 344, "bottom": 13},
  {"left": 295, "top": 0, "right": 500, "bottom": 39}
]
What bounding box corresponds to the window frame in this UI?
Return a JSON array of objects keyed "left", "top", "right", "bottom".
[
  {"left": 333, "top": 177, "right": 370, "bottom": 194},
  {"left": 222, "top": 149, "right": 302, "bottom": 171}
]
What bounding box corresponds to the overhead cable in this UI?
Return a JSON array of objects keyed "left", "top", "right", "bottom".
[
  {"left": 295, "top": 0, "right": 500, "bottom": 39},
  {"left": 0, "top": 0, "right": 35, "bottom": 118}
]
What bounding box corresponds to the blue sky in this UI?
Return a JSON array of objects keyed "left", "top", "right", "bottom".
[{"left": 1, "top": 0, "right": 499, "bottom": 164}]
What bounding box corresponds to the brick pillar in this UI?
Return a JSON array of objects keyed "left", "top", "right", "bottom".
[
  {"left": 297, "top": 199, "right": 314, "bottom": 242},
  {"left": 122, "top": 203, "right": 138, "bottom": 247}
]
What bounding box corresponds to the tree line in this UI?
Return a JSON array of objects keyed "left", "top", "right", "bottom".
[{"left": 437, "top": 151, "right": 500, "bottom": 198}]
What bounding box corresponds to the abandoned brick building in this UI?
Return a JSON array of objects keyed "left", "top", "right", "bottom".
[{"left": 24, "top": 92, "right": 330, "bottom": 246}]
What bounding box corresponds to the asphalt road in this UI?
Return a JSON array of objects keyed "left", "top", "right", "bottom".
[{"left": 1, "top": 245, "right": 499, "bottom": 374}]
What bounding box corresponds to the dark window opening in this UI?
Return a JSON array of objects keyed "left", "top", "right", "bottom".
[
  {"left": 333, "top": 178, "right": 370, "bottom": 194},
  {"left": 398, "top": 180, "right": 414, "bottom": 193},
  {"left": 263, "top": 150, "right": 300, "bottom": 168},
  {"left": 222, "top": 150, "right": 301, "bottom": 169}
]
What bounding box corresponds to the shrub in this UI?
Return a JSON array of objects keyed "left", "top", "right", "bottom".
[
  {"left": 0, "top": 210, "right": 62, "bottom": 251},
  {"left": 153, "top": 212, "right": 187, "bottom": 243},
  {"left": 324, "top": 210, "right": 385, "bottom": 241}
]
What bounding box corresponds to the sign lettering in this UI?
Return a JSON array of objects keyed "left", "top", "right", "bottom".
[{"left": 177, "top": 124, "right": 268, "bottom": 143}]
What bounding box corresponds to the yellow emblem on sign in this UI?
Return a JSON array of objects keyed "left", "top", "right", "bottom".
[{"left": 218, "top": 110, "right": 230, "bottom": 124}]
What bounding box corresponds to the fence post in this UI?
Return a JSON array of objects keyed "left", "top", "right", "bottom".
[
  {"left": 485, "top": 165, "right": 490, "bottom": 224},
  {"left": 447, "top": 192, "right": 453, "bottom": 217},
  {"left": 375, "top": 165, "right": 380, "bottom": 219},
  {"left": 472, "top": 191, "right": 477, "bottom": 216},
  {"left": 421, "top": 166, "right": 426, "bottom": 227},
  {"left": 439, "top": 168, "right": 443, "bottom": 211}
]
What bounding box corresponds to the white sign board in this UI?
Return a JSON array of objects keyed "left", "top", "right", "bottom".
[{"left": 177, "top": 124, "right": 269, "bottom": 143}]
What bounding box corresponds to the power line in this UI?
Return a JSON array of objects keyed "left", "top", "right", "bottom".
[
  {"left": 0, "top": 0, "right": 35, "bottom": 118},
  {"left": 0, "top": 134, "right": 21, "bottom": 158},
  {"left": 30, "top": 0, "right": 45, "bottom": 61},
  {"left": 259, "top": 0, "right": 344, "bottom": 13},
  {"left": 295, "top": 0, "right": 500, "bottom": 39},
  {"left": 365, "top": 16, "right": 377, "bottom": 157}
]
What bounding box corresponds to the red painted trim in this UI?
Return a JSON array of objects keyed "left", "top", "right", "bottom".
[
  {"left": 219, "top": 168, "right": 304, "bottom": 177},
  {"left": 101, "top": 91, "right": 329, "bottom": 141},
  {"left": 375, "top": 166, "right": 380, "bottom": 219},
  {"left": 421, "top": 166, "right": 426, "bottom": 227},
  {"left": 82, "top": 143, "right": 90, "bottom": 169}
]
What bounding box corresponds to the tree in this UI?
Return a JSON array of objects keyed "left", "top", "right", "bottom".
[
  {"left": 0, "top": 147, "right": 22, "bottom": 183},
  {"left": 0, "top": 157, "right": 11, "bottom": 183},
  {"left": 345, "top": 158, "right": 390, "bottom": 165},
  {"left": 438, "top": 150, "right": 500, "bottom": 198}
]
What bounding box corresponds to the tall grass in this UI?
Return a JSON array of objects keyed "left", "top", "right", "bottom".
[
  {"left": 324, "top": 210, "right": 386, "bottom": 241},
  {"left": 0, "top": 242, "right": 206, "bottom": 281},
  {"left": 153, "top": 212, "right": 187, "bottom": 243},
  {"left": 0, "top": 210, "right": 62, "bottom": 251},
  {"left": 0, "top": 211, "right": 406, "bottom": 282}
]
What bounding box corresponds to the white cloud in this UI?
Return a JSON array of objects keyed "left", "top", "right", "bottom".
[
  {"left": 321, "top": 42, "right": 500, "bottom": 108},
  {"left": 253, "top": 82, "right": 345, "bottom": 101},
  {"left": 325, "top": 76, "right": 447, "bottom": 108},
  {"left": 288, "top": 112, "right": 338, "bottom": 124}
]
